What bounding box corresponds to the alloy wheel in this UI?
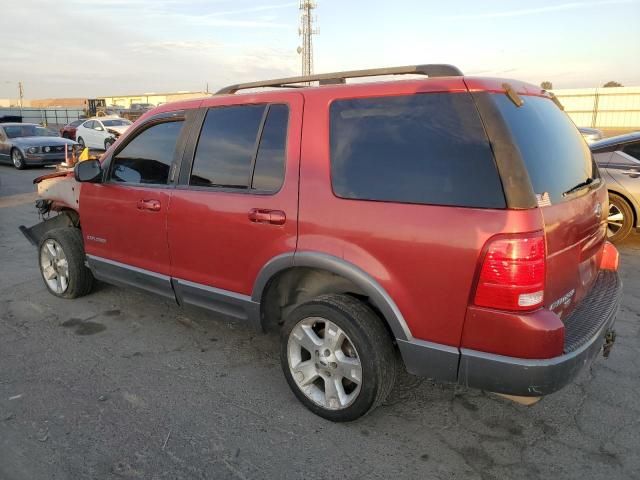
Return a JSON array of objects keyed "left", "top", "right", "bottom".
[
  {"left": 607, "top": 203, "right": 624, "bottom": 238},
  {"left": 287, "top": 317, "right": 362, "bottom": 410},
  {"left": 40, "top": 239, "right": 70, "bottom": 294},
  {"left": 12, "top": 150, "right": 24, "bottom": 169}
]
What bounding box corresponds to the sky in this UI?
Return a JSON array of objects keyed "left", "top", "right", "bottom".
[{"left": 1, "top": 0, "right": 639, "bottom": 99}]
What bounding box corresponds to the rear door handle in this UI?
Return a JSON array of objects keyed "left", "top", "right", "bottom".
[
  {"left": 248, "top": 208, "right": 286, "bottom": 225},
  {"left": 137, "top": 199, "right": 161, "bottom": 212}
]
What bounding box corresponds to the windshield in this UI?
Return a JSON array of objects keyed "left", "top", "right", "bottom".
[
  {"left": 3, "top": 125, "right": 55, "bottom": 138},
  {"left": 102, "top": 119, "right": 132, "bottom": 127},
  {"left": 492, "top": 94, "right": 597, "bottom": 204}
]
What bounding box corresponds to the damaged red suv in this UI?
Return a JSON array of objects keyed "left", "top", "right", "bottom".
[{"left": 23, "top": 65, "right": 622, "bottom": 421}]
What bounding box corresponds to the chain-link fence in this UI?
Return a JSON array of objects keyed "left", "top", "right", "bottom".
[{"left": 0, "top": 107, "right": 85, "bottom": 130}]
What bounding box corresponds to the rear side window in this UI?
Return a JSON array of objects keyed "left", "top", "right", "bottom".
[
  {"left": 329, "top": 93, "right": 505, "bottom": 208},
  {"left": 111, "top": 120, "right": 184, "bottom": 185},
  {"left": 190, "top": 104, "right": 288, "bottom": 191},
  {"left": 492, "top": 94, "right": 596, "bottom": 204}
]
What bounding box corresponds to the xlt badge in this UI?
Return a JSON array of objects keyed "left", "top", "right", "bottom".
[{"left": 550, "top": 289, "right": 576, "bottom": 311}]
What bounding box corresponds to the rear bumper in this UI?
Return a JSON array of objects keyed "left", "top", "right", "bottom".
[
  {"left": 458, "top": 270, "right": 621, "bottom": 396},
  {"left": 399, "top": 270, "right": 622, "bottom": 397}
]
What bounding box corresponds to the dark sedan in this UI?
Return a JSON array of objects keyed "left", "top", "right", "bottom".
[
  {"left": 60, "top": 119, "right": 85, "bottom": 141},
  {"left": 592, "top": 131, "right": 640, "bottom": 242},
  {"left": 0, "top": 123, "right": 77, "bottom": 169}
]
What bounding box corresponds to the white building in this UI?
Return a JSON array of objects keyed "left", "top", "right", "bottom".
[{"left": 550, "top": 86, "right": 640, "bottom": 131}]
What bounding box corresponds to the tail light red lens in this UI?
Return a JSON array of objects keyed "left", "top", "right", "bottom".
[
  {"left": 600, "top": 241, "right": 619, "bottom": 271},
  {"left": 474, "top": 233, "right": 546, "bottom": 311}
]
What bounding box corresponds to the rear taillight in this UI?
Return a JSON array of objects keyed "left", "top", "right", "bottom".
[
  {"left": 600, "top": 241, "right": 619, "bottom": 271},
  {"left": 474, "top": 233, "right": 546, "bottom": 311}
]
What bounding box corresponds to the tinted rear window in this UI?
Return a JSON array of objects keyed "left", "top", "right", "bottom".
[
  {"left": 329, "top": 93, "right": 505, "bottom": 208},
  {"left": 492, "top": 94, "right": 596, "bottom": 204}
]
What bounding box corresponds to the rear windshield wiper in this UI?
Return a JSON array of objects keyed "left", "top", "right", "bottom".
[{"left": 562, "top": 177, "right": 594, "bottom": 197}]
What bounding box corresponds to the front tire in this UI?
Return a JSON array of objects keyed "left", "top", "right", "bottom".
[
  {"left": 11, "top": 149, "right": 25, "bottom": 169},
  {"left": 38, "top": 227, "right": 94, "bottom": 299},
  {"left": 607, "top": 192, "right": 634, "bottom": 243},
  {"left": 104, "top": 138, "right": 115, "bottom": 151},
  {"left": 280, "top": 294, "right": 397, "bottom": 422}
]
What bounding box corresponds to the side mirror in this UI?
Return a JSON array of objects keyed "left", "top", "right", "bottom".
[{"left": 74, "top": 159, "right": 103, "bottom": 183}]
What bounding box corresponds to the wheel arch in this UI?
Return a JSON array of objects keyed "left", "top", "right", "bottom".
[
  {"left": 19, "top": 210, "right": 80, "bottom": 248},
  {"left": 252, "top": 252, "right": 412, "bottom": 341}
]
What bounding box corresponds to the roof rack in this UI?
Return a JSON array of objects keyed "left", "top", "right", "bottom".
[{"left": 216, "top": 64, "right": 463, "bottom": 94}]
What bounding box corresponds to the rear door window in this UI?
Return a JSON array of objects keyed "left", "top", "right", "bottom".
[
  {"left": 329, "top": 93, "right": 505, "bottom": 208},
  {"left": 492, "top": 94, "right": 597, "bottom": 204},
  {"left": 190, "top": 105, "right": 265, "bottom": 188},
  {"left": 190, "top": 103, "right": 288, "bottom": 192}
]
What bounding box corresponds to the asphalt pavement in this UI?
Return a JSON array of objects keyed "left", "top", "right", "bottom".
[{"left": 1, "top": 165, "right": 639, "bottom": 480}]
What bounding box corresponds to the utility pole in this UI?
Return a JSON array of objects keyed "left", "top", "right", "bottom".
[
  {"left": 298, "top": 1, "right": 318, "bottom": 78},
  {"left": 18, "top": 81, "right": 24, "bottom": 113}
]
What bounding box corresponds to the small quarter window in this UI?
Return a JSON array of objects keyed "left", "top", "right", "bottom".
[{"left": 252, "top": 104, "right": 288, "bottom": 191}]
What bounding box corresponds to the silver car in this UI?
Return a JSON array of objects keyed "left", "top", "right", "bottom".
[
  {"left": 591, "top": 132, "right": 640, "bottom": 242},
  {"left": 579, "top": 127, "right": 604, "bottom": 144},
  {"left": 0, "top": 123, "right": 76, "bottom": 170}
]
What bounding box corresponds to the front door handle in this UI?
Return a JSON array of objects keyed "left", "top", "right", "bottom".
[
  {"left": 622, "top": 169, "right": 640, "bottom": 178},
  {"left": 248, "top": 208, "right": 286, "bottom": 225},
  {"left": 137, "top": 199, "right": 161, "bottom": 212}
]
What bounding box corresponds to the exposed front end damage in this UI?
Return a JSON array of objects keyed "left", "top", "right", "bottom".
[{"left": 19, "top": 169, "right": 82, "bottom": 247}]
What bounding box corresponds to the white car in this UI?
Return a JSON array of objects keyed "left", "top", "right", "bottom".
[{"left": 76, "top": 117, "right": 132, "bottom": 150}]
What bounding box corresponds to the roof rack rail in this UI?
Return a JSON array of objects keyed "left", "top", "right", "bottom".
[{"left": 216, "top": 64, "right": 463, "bottom": 94}]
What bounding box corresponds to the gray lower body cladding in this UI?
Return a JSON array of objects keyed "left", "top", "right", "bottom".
[{"left": 401, "top": 270, "right": 622, "bottom": 396}]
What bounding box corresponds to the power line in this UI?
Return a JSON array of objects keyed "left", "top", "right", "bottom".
[{"left": 298, "top": 1, "right": 318, "bottom": 78}]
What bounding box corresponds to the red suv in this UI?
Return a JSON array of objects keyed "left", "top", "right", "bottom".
[{"left": 24, "top": 65, "right": 622, "bottom": 421}]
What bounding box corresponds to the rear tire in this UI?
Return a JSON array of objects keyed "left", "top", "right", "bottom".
[
  {"left": 38, "top": 227, "right": 93, "bottom": 299},
  {"left": 280, "top": 294, "right": 397, "bottom": 422},
  {"left": 607, "top": 192, "right": 634, "bottom": 243},
  {"left": 77, "top": 137, "right": 85, "bottom": 148}
]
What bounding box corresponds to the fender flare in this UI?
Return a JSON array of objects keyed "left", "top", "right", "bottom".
[{"left": 251, "top": 251, "right": 412, "bottom": 341}]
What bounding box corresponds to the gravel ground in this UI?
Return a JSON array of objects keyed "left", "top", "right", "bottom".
[{"left": 1, "top": 166, "right": 639, "bottom": 480}]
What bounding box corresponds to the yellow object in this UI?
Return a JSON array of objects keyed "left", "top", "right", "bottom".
[{"left": 78, "top": 148, "right": 90, "bottom": 162}]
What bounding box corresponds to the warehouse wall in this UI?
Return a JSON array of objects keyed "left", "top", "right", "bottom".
[
  {"left": 101, "top": 91, "right": 212, "bottom": 108},
  {"left": 551, "top": 86, "right": 640, "bottom": 130}
]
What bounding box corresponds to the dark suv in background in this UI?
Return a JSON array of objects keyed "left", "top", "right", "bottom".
[{"left": 24, "top": 65, "right": 622, "bottom": 421}]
